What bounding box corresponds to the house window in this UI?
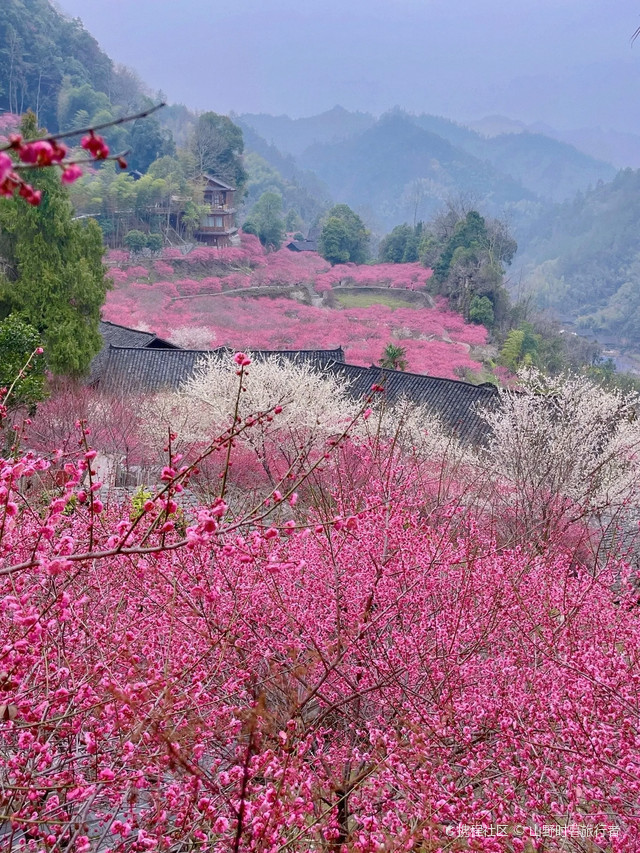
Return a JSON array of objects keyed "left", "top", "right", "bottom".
[{"left": 214, "top": 216, "right": 224, "bottom": 227}]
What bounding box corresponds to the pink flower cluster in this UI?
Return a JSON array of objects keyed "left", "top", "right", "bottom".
[
  {"left": 0, "top": 129, "right": 113, "bottom": 206},
  {"left": 104, "top": 235, "right": 485, "bottom": 379},
  {"left": 0, "top": 423, "right": 638, "bottom": 850},
  {"left": 105, "top": 289, "right": 487, "bottom": 378}
]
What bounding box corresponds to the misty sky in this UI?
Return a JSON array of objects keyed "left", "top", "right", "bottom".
[{"left": 56, "top": 0, "right": 640, "bottom": 133}]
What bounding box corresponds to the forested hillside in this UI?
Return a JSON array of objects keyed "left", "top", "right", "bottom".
[
  {"left": 237, "top": 121, "right": 332, "bottom": 229},
  {"left": 239, "top": 108, "right": 615, "bottom": 228},
  {"left": 520, "top": 168, "right": 640, "bottom": 342},
  {"left": 301, "top": 113, "right": 537, "bottom": 232},
  {"left": 412, "top": 113, "right": 615, "bottom": 202},
  {"left": 1, "top": 0, "right": 175, "bottom": 174},
  {"left": 1, "top": 0, "right": 112, "bottom": 132}
]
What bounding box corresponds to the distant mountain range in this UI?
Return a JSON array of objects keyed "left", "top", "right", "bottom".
[
  {"left": 239, "top": 106, "right": 640, "bottom": 350},
  {"left": 5, "top": 1, "right": 640, "bottom": 352},
  {"left": 239, "top": 107, "right": 616, "bottom": 233},
  {"left": 467, "top": 114, "right": 640, "bottom": 172}
]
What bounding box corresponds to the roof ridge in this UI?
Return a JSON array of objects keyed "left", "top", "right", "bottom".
[{"left": 100, "top": 319, "right": 156, "bottom": 335}]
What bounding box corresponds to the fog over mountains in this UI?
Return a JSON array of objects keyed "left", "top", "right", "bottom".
[
  {"left": 57, "top": 0, "right": 640, "bottom": 147},
  {"left": 236, "top": 107, "right": 615, "bottom": 233},
  {"left": 8, "top": 0, "right": 640, "bottom": 355}
]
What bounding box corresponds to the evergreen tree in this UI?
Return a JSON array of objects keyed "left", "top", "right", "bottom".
[
  {"left": 0, "top": 114, "right": 108, "bottom": 376},
  {"left": 243, "top": 191, "right": 285, "bottom": 250},
  {"left": 468, "top": 294, "right": 495, "bottom": 327},
  {"left": 378, "top": 223, "right": 421, "bottom": 264},
  {"left": 319, "top": 204, "right": 369, "bottom": 265}
]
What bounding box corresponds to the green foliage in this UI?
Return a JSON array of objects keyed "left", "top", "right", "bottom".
[
  {"left": 500, "top": 329, "right": 526, "bottom": 371},
  {"left": 69, "top": 155, "right": 197, "bottom": 245},
  {"left": 181, "top": 200, "right": 206, "bottom": 239},
  {"left": 130, "top": 484, "right": 185, "bottom": 532},
  {"left": 123, "top": 230, "right": 148, "bottom": 253},
  {"left": 122, "top": 225, "right": 163, "bottom": 254},
  {"left": 379, "top": 223, "right": 422, "bottom": 264},
  {"left": 130, "top": 486, "right": 153, "bottom": 521},
  {"left": 318, "top": 218, "right": 350, "bottom": 264},
  {"left": 0, "top": 114, "right": 108, "bottom": 377},
  {"left": 319, "top": 204, "right": 369, "bottom": 265},
  {"left": 0, "top": 0, "right": 113, "bottom": 131},
  {"left": 57, "top": 82, "right": 110, "bottom": 129},
  {"left": 585, "top": 359, "right": 640, "bottom": 394},
  {"left": 0, "top": 314, "right": 46, "bottom": 408},
  {"left": 243, "top": 192, "right": 285, "bottom": 251},
  {"left": 499, "top": 323, "right": 541, "bottom": 371},
  {"left": 146, "top": 233, "right": 163, "bottom": 253},
  {"left": 434, "top": 211, "right": 489, "bottom": 283},
  {"left": 62, "top": 493, "right": 77, "bottom": 516},
  {"left": 241, "top": 220, "right": 258, "bottom": 237},
  {"left": 420, "top": 208, "right": 516, "bottom": 325},
  {"left": 127, "top": 114, "right": 176, "bottom": 173},
  {"left": 469, "top": 295, "right": 495, "bottom": 327},
  {"left": 379, "top": 343, "right": 408, "bottom": 371},
  {"left": 190, "top": 112, "right": 247, "bottom": 190}
]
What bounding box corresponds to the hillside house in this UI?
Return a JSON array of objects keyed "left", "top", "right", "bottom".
[
  {"left": 286, "top": 238, "right": 318, "bottom": 252},
  {"left": 195, "top": 175, "right": 238, "bottom": 248}
]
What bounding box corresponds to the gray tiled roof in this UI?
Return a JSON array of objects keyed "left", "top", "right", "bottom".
[
  {"left": 326, "top": 364, "right": 499, "bottom": 444},
  {"left": 92, "top": 321, "right": 495, "bottom": 443},
  {"left": 99, "top": 320, "right": 158, "bottom": 349},
  {"left": 89, "top": 321, "right": 179, "bottom": 384},
  {"left": 99, "top": 347, "right": 209, "bottom": 393},
  {"left": 286, "top": 240, "right": 318, "bottom": 252},
  {"left": 98, "top": 346, "right": 347, "bottom": 394},
  {"left": 203, "top": 174, "right": 236, "bottom": 191},
  {"left": 248, "top": 347, "right": 344, "bottom": 366}
]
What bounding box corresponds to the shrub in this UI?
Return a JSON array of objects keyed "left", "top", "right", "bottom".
[
  {"left": 123, "top": 229, "right": 148, "bottom": 253},
  {"left": 146, "top": 232, "right": 163, "bottom": 253},
  {"left": 469, "top": 294, "right": 495, "bottom": 326}
]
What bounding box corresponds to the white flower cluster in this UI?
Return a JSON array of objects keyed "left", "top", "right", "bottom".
[
  {"left": 482, "top": 368, "right": 640, "bottom": 540},
  {"left": 181, "top": 353, "right": 358, "bottom": 436}
]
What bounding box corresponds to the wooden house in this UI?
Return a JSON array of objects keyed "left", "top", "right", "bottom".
[{"left": 195, "top": 175, "right": 238, "bottom": 247}]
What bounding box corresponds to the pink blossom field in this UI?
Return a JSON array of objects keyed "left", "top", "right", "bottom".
[{"left": 104, "top": 235, "right": 489, "bottom": 379}]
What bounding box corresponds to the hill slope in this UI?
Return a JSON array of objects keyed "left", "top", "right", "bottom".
[
  {"left": 1, "top": 0, "right": 114, "bottom": 132},
  {"left": 412, "top": 114, "right": 615, "bottom": 203},
  {"left": 300, "top": 113, "right": 538, "bottom": 232},
  {"left": 520, "top": 168, "right": 640, "bottom": 342}
]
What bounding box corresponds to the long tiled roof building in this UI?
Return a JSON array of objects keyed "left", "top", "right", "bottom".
[
  {"left": 89, "top": 321, "right": 180, "bottom": 384},
  {"left": 90, "top": 322, "right": 497, "bottom": 444},
  {"left": 95, "top": 345, "right": 347, "bottom": 394}
]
